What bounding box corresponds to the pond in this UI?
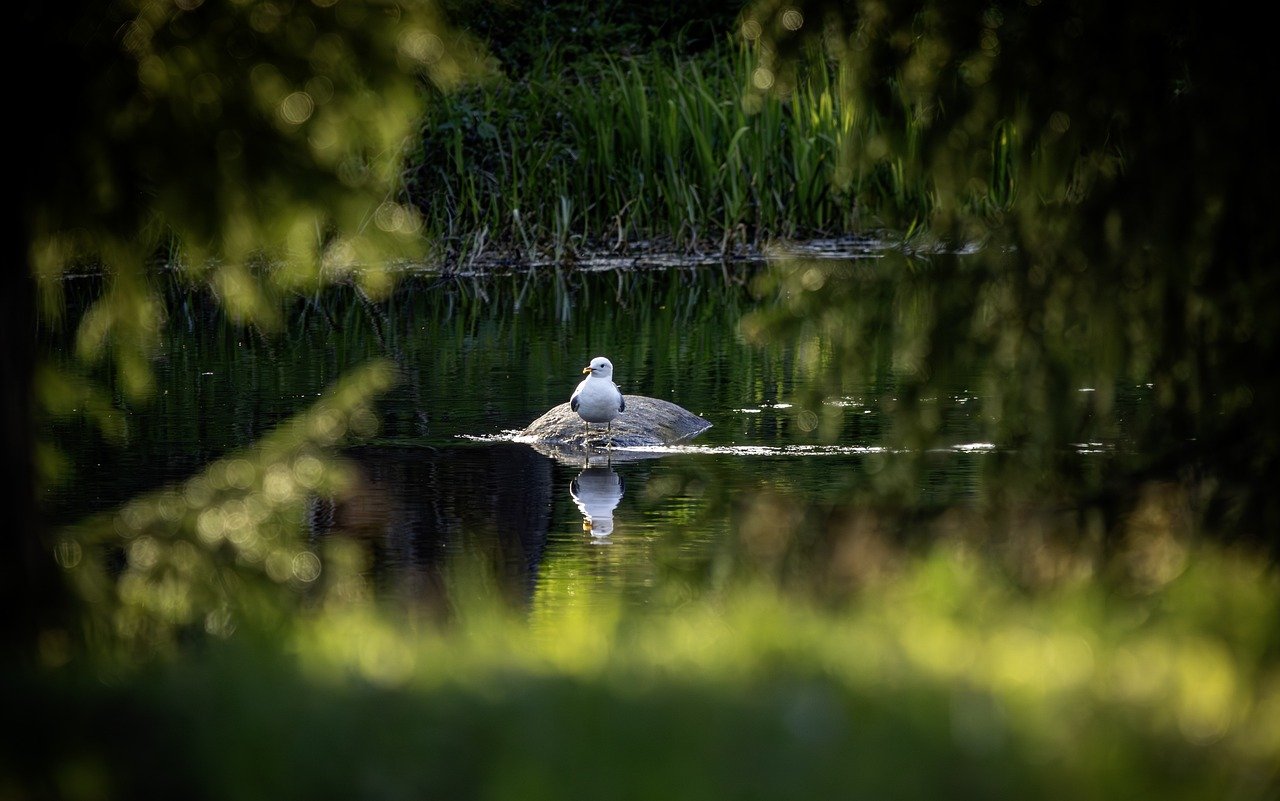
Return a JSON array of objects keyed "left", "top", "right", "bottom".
[{"left": 43, "top": 249, "right": 1135, "bottom": 616}]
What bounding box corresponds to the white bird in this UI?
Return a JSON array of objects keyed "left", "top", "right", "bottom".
[{"left": 570, "top": 356, "right": 625, "bottom": 439}]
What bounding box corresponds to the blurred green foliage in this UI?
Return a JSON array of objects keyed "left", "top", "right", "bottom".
[
  {"left": 27, "top": 0, "right": 484, "bottom": 411},
  {"left": 741, "top": 0, "right": 1280, "bottom": 541},
  {"left": 58, "top": 361, "right": 396, "bottom": 657},
  {"left": 10, "top": 543, "right": 1279, "bottom": 799},
  {"left": 17, "top": 0, "right": 485, "bottom": 645}
]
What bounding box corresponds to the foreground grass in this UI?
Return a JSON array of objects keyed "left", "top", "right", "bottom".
[{"left": 11, "top": 545, "right": 1279, "bottom": 801}]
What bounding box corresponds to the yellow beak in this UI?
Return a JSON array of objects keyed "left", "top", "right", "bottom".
[{"left": 582, "top": 366, "right": 592, "bottom": 374}]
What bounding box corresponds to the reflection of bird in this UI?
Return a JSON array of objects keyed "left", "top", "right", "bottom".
[
  {"left": 570, "top": 466, "right": 624, "bottom": 537},
  {"left": 570, "top": 356, "right": 625, "bottom": 440}
]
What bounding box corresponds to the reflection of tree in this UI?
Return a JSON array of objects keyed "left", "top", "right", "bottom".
[
  {"left": 743, "top": 1, "right": 1280, "bottom": 540},
  {"left": 13, "top": 0, "right": 485, "bottom": 654}
]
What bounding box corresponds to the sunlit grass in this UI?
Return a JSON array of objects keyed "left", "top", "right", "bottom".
[{"left": 14, "top": 541, "right": 1279, "bottom": 800}]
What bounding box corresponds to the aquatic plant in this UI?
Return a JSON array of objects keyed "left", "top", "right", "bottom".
[{"left": 407, "top": 39, "right": 958, "bottom": 261}]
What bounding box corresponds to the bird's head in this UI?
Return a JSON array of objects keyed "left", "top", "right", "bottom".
[{"left": 582, "top": 357, "right": 613, "bottom": 378}]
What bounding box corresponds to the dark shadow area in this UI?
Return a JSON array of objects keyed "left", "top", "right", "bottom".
[{"left": 308, "top": 444, "right": 554, "bottom": 612}]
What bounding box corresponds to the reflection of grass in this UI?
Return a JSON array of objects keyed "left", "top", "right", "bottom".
[{"left": 13, "top": 543, "right": 1278, "bottom": 799}]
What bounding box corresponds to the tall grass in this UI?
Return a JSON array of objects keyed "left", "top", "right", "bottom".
[{"left": 407, "top": 40, "right": 945, "bottom": 263}]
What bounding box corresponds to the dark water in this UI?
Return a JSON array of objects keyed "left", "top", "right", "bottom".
[{"left": 44, "top": 258, "right": 1099, "bottom": 611}]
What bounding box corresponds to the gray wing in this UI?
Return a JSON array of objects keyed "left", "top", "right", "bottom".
[
  {"left": 618, "top": 393, "right": 625, "bottom": 412},
  {"left": 570, "top": 386, "right": 581, "bottom": 412}
]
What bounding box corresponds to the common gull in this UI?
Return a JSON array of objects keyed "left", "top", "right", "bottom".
[{"left": 570, "top": 356, "right": 625, "bottom": 437}]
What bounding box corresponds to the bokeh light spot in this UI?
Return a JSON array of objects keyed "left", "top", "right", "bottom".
[
  {"left": 293, "top": 551, "right": 322, "bottom": 583},
  {"left": 191, "top": 72, "right": 222, "bottom": 105},
  {"left": 250, "top": 2, "right": 283, "bottom": 34},
  {"left": 204, "top": 608, "right": 235, "bottom": 637},
  {"left": 374, "top": 202, "right": 408, "bottom": 233},
  {"left": 118, "top": 502, "right": 147, "bottom": 536},
  {"left": 127, "top": 536, "right": 160, "bottom": 570},
  {"left": 158, "top": 491, "right": 185, "bottom": 522},
  {"left": 184, "top": 476, "right": 213, "bottom": 508},
  {"left": 293, "top": 454, "right": 324, "bottom": 488},
  {"left": 121, "top": 21, "right": 152, "bottom": 56},
  {"left": 280, "top": 91, "right": 315, "bottom": 125},
  {"left": 138, "top": 56, "right": 168, "bottom": 90},
  {"left": 225, "top": 458, "right": 256, "bottom": 489},
  {"left": 308, "top": 408, "right": 347, "bottom": 442},
  {"left": 265, "top": 550, "right": 293, "bottom": 582},
  {"left": 350, "top": 406, "right": 380, "bottom": 437},
  {"left": 399, "top": 30, "right": 444, "bottom": 65},
  {"left": 305, "top": 75, "right": 334, "bottom": 105},
  {"left": 53, "top": 539, "right": 83, "bottom": 569},
  {"left": 196, "top": 508, "right": 227, "bottom": 544},
  {"left": 264, "top": 465, "right": 297, "bottom": 502}
]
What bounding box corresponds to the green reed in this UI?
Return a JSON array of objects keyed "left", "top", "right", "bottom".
[{"left": 408, "top": 40, "right": 945, "bottom": 262}]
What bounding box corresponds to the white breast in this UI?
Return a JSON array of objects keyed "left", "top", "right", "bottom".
[{"left": 572, "top": 376, "right": 623, "bottom": 423}]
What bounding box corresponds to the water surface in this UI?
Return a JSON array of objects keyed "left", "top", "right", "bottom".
[{"left": 43, "top": 255, "right": 1125, "bottom": 612}]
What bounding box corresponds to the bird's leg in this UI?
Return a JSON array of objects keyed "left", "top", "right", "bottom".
[{"left": 606, "top": 420, "right": 613, "bottom": 448}]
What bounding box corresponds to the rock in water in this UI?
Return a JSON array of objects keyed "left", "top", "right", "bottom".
[{"left": 521, "top": 395, "right": 711, "bottom": 447}]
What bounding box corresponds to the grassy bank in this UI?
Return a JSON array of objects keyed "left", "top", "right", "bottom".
[{"left": 405, "top": 40, "right": 959, "bottom": 265}]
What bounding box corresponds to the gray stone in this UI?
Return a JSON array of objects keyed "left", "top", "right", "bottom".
[{"left": 520, "top": 395, "right": 711, "bottom": 448}]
